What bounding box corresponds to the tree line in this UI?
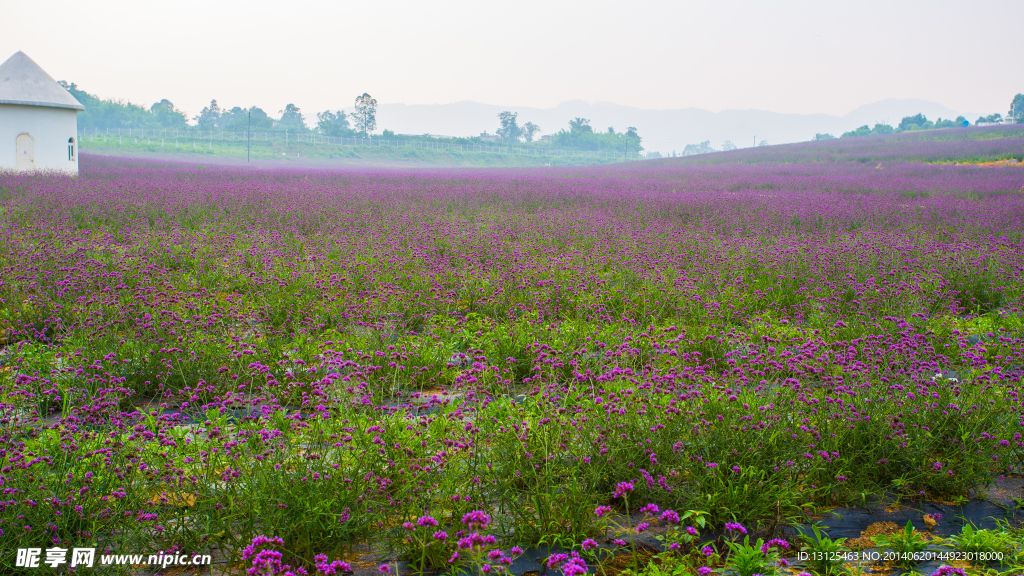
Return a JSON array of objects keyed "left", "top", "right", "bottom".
[
  {"left": 815, "top": 114, "right": 971, "bottom": 140},
  {"left": 58, "top": 81, "right": 379, "bottom": 137},
  {"left": 492, "top": 112, "right": 643, "bottom": 152},
  {"left": 59, "top": 80, "right": 650, "bottom": 151},
  {"left": 814, "top": 113, "right": 971, "bottom": 140},
  {"left": 814, "top": 94, "right": 1024, "bottom": 140}
]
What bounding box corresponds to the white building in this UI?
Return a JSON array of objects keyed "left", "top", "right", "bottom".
[{"left": 0, "top": 51, "right": 84, "bottom": 174}]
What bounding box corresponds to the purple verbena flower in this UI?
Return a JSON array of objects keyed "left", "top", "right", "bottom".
[
  {"left": 462, "top": 510, "right": 491, "bottom": 528},
  {"left": 612, "top": 481, "right": 635, "bottom": 499},
  {"left": 724, "top": 522, "right": 747, "bottom": 534}
]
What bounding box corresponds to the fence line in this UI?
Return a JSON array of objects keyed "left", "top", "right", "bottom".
[{"left": 78, "top": 127, "right": 649, "bottom": 161}]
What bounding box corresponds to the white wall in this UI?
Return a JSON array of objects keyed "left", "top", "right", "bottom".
[{"left": 0, "top": 104, "right": 78, "bottom": 174}]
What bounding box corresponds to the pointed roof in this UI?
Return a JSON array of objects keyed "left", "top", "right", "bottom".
[{"left": 0, "top": 51, "right": 84, "bottom": 111}]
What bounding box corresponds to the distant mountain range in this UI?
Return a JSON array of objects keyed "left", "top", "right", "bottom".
[{"left": 357, "top": 98, "right": 982, "bottom": 154}]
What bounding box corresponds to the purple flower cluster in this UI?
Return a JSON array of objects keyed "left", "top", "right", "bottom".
[
  {"left": 243, "top": 535, "right": 352, "bottom": 576},
  {"left": 547, "top": 550, "right": 588, "bottom": 576},
  {"left": 725, "top": 522, "right": 747, "bottom": 534},
  {"left": 462, "top": 511, "right": 491, "bottom": 529},
  {"left": 612, "top": 482, "right": 635, "bottom": 499}
]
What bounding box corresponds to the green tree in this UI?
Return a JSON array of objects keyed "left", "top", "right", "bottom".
[
  {"left": 721, "top": 140, "right": 737, "bottom": 150},
  {"left": 975, "top": 113, "right": 1003, "bottom": 124},
  {"left": 149, "top": 99, "right": 188, "bottom": 129},
  {"left": 277, "top": 103, "right": 307, "bottom": 131},
  {"left": 625, "top": 127, "right": 642, "bottom": 152},
  {"left": 59, "top": 81, "right": 164, "bottom": 131},
  {"left": 569, "top": 117, "right": 593, "bottom": 133},
  {"left": 814, "top": 133, "right": 836, "bottom": 140},
  {"left": 683, "top": 141, "right": 716, "bottom": 155},
  {"left": 219, "top": 106, "right": 249, "bottom": 130},
  {"left": 195, "top": 99, "right": 222, "bottom": 130},
  {"left": 842, "top": 125, "right": 870, "bottom": 138},
  {"left": 353, "top": 93, "right": 378, "bottom": 136},
  {"left": 522, "top": 122, "right": 541, "bottom": 143},
  {"left": 316, "top": 110, "right": 353, "bottom": 137},
  {"left": 898, "top": 114, "right": 929, "bottom": 131},
  {"left": 841, "top": 123, "right": 893, "bottom": 138},
  {"left": 1011, "top": 94, "right": 1024, "bottom": 123},
  {"left": 221, "top": 107, "right": 274, "bottom": 131},
  {"left": 496, "top": 111, "right": 523, "bottom": 142},
  {"left": 550, "top": 124, "right": 642, "bottom": 153}
]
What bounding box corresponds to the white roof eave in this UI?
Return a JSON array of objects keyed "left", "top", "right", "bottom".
[{"left": 0, "top": 99, "right": 84, "bottom": 111}]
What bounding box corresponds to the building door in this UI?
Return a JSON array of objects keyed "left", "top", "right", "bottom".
[{"left": 16, "top": 133, "right": 34, "bottom": 172}]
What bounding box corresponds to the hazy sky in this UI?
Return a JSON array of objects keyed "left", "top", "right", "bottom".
[{"left": 3, "top": 0, "right": 1020, "bottom": 124}]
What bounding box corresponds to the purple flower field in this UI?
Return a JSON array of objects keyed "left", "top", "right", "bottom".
[{"left": 1, "top": 127, "right": 1024, "bottom": 574}]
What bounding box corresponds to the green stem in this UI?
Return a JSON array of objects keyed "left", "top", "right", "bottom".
[{"left": 624, "top": 495, "right": 637, "bottom": 566}]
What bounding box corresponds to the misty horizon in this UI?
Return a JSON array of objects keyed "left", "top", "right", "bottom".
[{"left": 59, "top": 81, "right": 996, "bottom": 154}]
